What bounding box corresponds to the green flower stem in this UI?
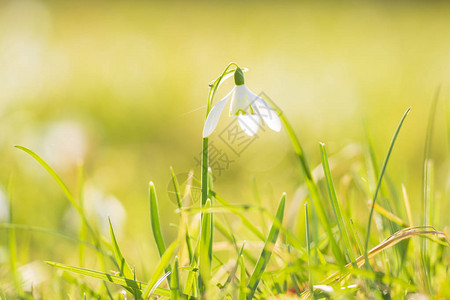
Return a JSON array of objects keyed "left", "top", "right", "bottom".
[
  {"left": 201, "top": 62, "right": 239, "bottom": 207},
  {"left": 199, "top": 62, "right": 239, "bottom": 295}
]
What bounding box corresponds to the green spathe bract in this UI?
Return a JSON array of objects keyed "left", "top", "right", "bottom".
[{"left": 234, "top": 67, "right": 245, "bottom": 85}]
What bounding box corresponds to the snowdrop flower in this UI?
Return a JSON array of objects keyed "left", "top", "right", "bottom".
[{"left": 202, "top": 67, "right": 281, "bottom": 137}]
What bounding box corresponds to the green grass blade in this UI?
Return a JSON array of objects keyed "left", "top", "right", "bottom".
[
  {"left": 171, "top": 167, "right": 195, "bottom": 265},
  {"left": 7, "top": 177, "right": 21, "bottom": 295},
  {"left": 211, "top": 191, "right": 265, "bottom": 241},
  {"left": 421, "top": 87, "right": 440, "bottom": 293},
  {"left": 200, "top": 137, "right": 209, "bottom": 208},
  {"left": 95, "top": 218, "right": 142, "bottom": 299},
  {"left": 149, "top": 181, "right": 172, "bottom": 286},
  {"left": 287, "top": 245, "right": 301, "bottom": 296},
  {"left": 147, "top": 271, "right": 171, "bottom": 299},
  {"left": 142, "top": 240, "right": 179, "bottom": 299},
  {"left": 423, "top": 87, "right": 440, "bottom": 173},
  {"left": 199, "top": 199, "right": 212, "bottom": 294},
  {"left": 149, "top": 181, "right": 166, "bottom": 256},
  {"left": 207, "top": 167, "right": 214, "bottom": 279},
  {"left": 184, "top": 217, "right": 202, "bottom": 297},
  {"left": 320, "top": 143, "right": 357, "bottom": 267},
  {"left": 14, "top": 145, "right": 113, "bottom": 297},
  {"left": 45, "top": 262, "right": 171, "bottom": 297},
  {"left": 305, "top": 203, "right": 314, "bottom": 297},
  {"left": 247, "top": 193, "right": 286, "bottom": 299},
  {"left": 108, "top": 218, "right": 135, "bottom": 280},
  {"left": 183, "top": 260, "right": 198, "bottom": 297},
  {"left": 349, "top": 219, "right": 364, "bottom": 256},
  {"left": 14, "top": 145, "right": 81, "bottom": 213},
  {"left": 364, "top": 107, "right": 411, "bottom": 268},
  {"left": 223, "top": 240, "right": 246, "bottom": 289},
  {"left": 0, "top": 223, "right": 108, "bottom": 254},
  {"left": 422, "top": 159, "right": 434, "bottom": 292},
  {"left": 185, "top": 224, "right": 194, "bottom": 264},
  {"left": 263, "top": 98, "right": 345, "bottom": 265},
  {"left": 238, "top": 255, "right": 247, "bottom": 300},
  {"left": 365, "top": 128, "right": 399, "bottom": 232},
  {"left": 170, "top": 167, "right": 183, "bottom": 209},
  {"left": 170, "top": 257, "right": 181, "bottom": 300},
  {"left": 203, "top": 198, "right": 304, "bottom": 256},
  {"left": 77, "top": 164, "right": 87, "bottom": 267},
  {"left": 368, "top": 200, "right": 408, "bottom": 227},
  {"left": 214, "top": 219, "right": 257, "bottom": 265}
]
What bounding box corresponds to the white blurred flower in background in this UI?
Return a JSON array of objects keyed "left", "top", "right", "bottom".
[
  {"left": 62, "top": 184, "right": 127, "bottom": 237},
  {"left": 0, "top": 187, "right": 9, "bottom": 222},
  {"left": 91, "top": 190, "right": 127, "bottom": 237},
  {"left": 18, "top": 261, "right": 49, "bottom": 294},
  {"left": 42, "top": 121, "right": 87, "bottom": 171}
]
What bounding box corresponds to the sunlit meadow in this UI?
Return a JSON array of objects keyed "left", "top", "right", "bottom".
[{"left": 0, "top": 1, "right": 449, "bottom": 299}]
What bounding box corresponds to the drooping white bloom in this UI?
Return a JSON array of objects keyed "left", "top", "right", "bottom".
[{"left": 202, "top": 67, "right": 281, "bottom": 137}]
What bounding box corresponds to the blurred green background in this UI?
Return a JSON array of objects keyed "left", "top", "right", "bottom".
[{"left": 0, "top": 0, "right": 448, "bottom": 295}]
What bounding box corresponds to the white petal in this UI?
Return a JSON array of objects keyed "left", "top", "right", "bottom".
[
  {"left": 202, "top": 88, "right": 234, "bottom": 137},
  {"left": 237, "top": 113, "right": 260, "bottom": 136},
  {"left": 230, "top": 85, "right": 252, "bottom": 116},
  {"left": 245, "top": 86, "right": 281, "bottom": 132}
]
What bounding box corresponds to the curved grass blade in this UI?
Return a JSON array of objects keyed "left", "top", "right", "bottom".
[
  {"left": 46, "top": 261, "right": 169, "bottom": 297},
  {"left": 0, "top": 223, "right": 107, "bottom": 253},
  {"left": 147, "top": 271, "right": 171, "bottom": 299},
  {"left": 14, "top": 145, "right": 113, "bottom": 297},
  {"left": 142, "top": 240, "right": 180, "bottom": 299},
  {"left": 247, "top": 193, "right": 286, "bottom": 299},
  {"left": 109, "top": 218, "right": 134, "bottom": 279},
  {"left": 14, "top": 146, "right": 101, "bottom": 244},
  {"left": 14, "top": 145, "right": 81, "bottom": 213},
  {"left": 364, "top": 107, "right": 411, "bottom": 268},
  {"left": 263, "top": 98, "right": 345, "bottom": 265},
  {"left": 301, "top": 226, "right": 449, "bottom": 298}
]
